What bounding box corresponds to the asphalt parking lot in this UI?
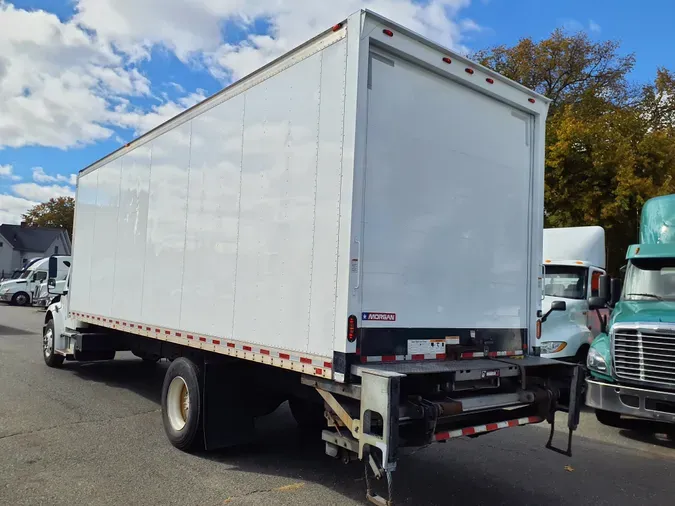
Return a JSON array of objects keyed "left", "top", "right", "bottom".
[{"left": 1, "top": 304, "right": 674, "bottom": 506}]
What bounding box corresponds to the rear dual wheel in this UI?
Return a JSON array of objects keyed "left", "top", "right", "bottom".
[{"left": 161, "top": 357, "right": 203, "bottom": 451}]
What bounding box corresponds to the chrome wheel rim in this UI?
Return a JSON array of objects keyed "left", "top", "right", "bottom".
[
  {"left": 43, "top": 327, "right": 53, "bottom": 358},
  {"left": 167, "top": 376, "right": 189, "bottom": 431},
  {"left": 16, "top": 294, "right": 28, "bottom": 305}
]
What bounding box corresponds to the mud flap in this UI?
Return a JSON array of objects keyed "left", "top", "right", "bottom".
[
  {"left": 202, "top": 360, "right": 256, "bottom": 450},
  {"left": 545, "top": 364, "right": 583, "bottom": 457}
]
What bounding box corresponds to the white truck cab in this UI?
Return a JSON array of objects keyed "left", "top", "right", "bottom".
[
  {"left": 540, "top": 226, "right": 608, "bottom": 362},
  {"left": 0, "top": 256, "right": 71, "bottom": 306}
]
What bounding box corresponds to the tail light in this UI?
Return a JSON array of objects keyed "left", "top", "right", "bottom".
[
  {"left": 536, "top": 319, "right": 542, "bottom": 339},
  {"left": 347, "top": 315, "right": 357, "bottom": 342}
]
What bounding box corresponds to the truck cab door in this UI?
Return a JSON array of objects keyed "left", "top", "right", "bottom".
[{"left": 587, "top": 268, "right": 608, "bottom": 339}]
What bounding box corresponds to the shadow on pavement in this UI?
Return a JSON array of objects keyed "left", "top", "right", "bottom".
[{"left": 0, "top": 324, "right": 34, "bottom": 336}]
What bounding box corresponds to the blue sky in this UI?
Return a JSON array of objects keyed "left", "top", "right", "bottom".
[{"left": 1, "top": 0, "right": 673, "bottom": 223}]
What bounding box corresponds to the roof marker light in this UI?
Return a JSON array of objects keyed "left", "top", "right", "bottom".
[
  {"left": 528, "top": 98, "right": 536, "bottom": 103},
  {"left": 383, "top": 29, "right": 394, "bottom": 37},
  {"left": 332, "top": 23, "right": 343, "bottom": 32},
  {"left": 442, "top": 57, "right": 452, "bottom": 64},
  {"left": 465, "top": 68, "right": 474, "bottom": 75},
  {"left": 485, "top": 78, "right": 494, "bottom": 84}
]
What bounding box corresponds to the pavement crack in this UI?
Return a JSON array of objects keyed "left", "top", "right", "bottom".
[
  {"left": 223, "top": 483, "right": 305, "bottom": 503},
  {"left": 0, "top": 408, "right": 160, "bottom": 441}
]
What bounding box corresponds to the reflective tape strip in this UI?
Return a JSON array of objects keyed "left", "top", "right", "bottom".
[
  {"left": 361, "top": 353, "right": 445, "bottom": 363},
  {"left": 461, "top": 350, "right": 524, "bottom": 359},
  {"left": 68, "top": 312, "right": 332, "bottom": 379},
  {"left": 434, "top": 416, "right": 543, "bottom": 442}
]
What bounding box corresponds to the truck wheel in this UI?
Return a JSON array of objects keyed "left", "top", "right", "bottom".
[
  {"left": 161, "top": 357, "right": 203, "bottom": 451},
  {"left": 12, "top": 292, "right": 30, "bottom": 306},
  {"left": 43, "top": 319, "right": 65, "bottom": 368},
  {"left": 289, "top": 397, "right": 326, "bottom": 431},
  {"left": 595, "top": 409, "right": 622, "bottom": 428}
]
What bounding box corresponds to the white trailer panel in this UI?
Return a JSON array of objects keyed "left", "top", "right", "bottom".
[
  {"left": 69, "top": 10, "right": 549, "bottom": 377},
  {"left": 361, "top": 48, "right": 534, "bottom": 330}
]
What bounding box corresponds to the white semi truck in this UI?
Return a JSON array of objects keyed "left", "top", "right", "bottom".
[
  {"left": 42, "top": 10, "right": 582, "bottom": 504},
  {"left": 0, "top": 255, "right": 71, "bottom": 306},
  {"left": 540, "top": 226, "right": 609, "bottom": 362}
]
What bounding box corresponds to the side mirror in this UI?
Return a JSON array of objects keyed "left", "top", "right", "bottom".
[
  {"left": 609, "top": 278, "right": 623, "bottom": 307},
  {"left": 541, "top": 300, "right": 567, "bottom": 323},
  {"left": 598, "top": 275, "right": 611, "bottom": 301},
  {"left": 550, "top": 300, "right": 566, "bottom": 312},
  {"left": 48, "top": 256, "right": 58, "bottom": 280},
  {"left": 588, "top": 296, "right": 606, "bottom": 310}
]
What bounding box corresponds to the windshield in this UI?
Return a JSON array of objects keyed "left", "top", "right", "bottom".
[
  {"left": 622, "top": 258, "right": 675, "bottom": 301},
  {"left": 544, "top": 265, "right": 588, "bottom": 300},
  {"left": 19, "top": 269, "right": 32, "bottom": 279}
]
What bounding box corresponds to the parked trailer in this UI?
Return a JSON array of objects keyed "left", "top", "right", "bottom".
[{"left": 43, "top": 10, "right": 582, "bottom": 504}]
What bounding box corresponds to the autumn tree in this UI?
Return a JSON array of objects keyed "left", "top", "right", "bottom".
[
  {"left": 22, "top": 196, "right": 75, "bottom": 237},
  {"left": 475, "top": 32, "right": 675, "bottom": 274}
]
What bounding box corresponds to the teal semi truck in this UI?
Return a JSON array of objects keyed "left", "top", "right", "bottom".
[{"left": 586, "top": 194, "right": 675, "bottom": 429}]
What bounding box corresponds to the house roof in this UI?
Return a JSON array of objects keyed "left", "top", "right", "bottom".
[{"left": 0, "top": 225, "right": 71, "bottom": 254}]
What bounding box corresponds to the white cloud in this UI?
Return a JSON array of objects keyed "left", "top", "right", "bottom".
[
  {"left": 11, "top": 183, "right": 75, "bottom": 202},
  {"left": 31, "top": 167, "right": 77, "bottom": 186},
  {"left": 1, "top": 0, "right": 479, "bottom": 152},
  {"left": 0, "top": 194, "right": 37, "bottom": 225},
  {"left": 561, "top": 18, "right": 602, "bottom": 34},
  {"left": 74, "top": 0, "right": 477, "bottom": 81},
  {"left": 0, "top": 164, "right": 21, "bottom": 181},
  {"left": 0, "top": 2, "right": 150, "bottom": 150}
]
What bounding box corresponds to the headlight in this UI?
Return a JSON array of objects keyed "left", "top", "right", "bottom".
[
  {"left": 540, "top": 341, "right": 567, "bottom": 354},
  {"left": 0, "top": 288, "right": 8, "bottom": 295},
  {"left": 587, "top": 347, "right": 607, "bottom": 373}
]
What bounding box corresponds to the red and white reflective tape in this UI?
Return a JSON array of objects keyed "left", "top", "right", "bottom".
[
  {"left": 360, "top": 353, "right": 446, "bottom": 363},
  {"left": 69, "top": 311, "right": 332, "bottom": 379},
  {"left": 460, "top": 350, "right": 523, "bottom": 359},
  {"left": 434, "top": 416, "right": 543, "bottom": 442}
]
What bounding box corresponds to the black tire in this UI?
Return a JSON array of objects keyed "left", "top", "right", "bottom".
[
  {"left": 289, "top": 397, "right": 326, "bottom": 431},
  {"left": 12, "top": 291, "right": 30, "bottom": 306},
  {"left": 161, "top": 357, "right": 203, "bottom": 451},
  {"left": 595, "top": 409, "right": 623, "bottom": 428},
  {"left": 43, "top": 319, "right": 65, "bottom": 368}
]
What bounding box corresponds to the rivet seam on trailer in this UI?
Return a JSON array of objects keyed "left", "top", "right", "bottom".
[
  {"left": 69, "top": 312, "right": 333, "bottom": 379},
  {"left": 434, "top": 416, "right": 542, "bottom": 441}
]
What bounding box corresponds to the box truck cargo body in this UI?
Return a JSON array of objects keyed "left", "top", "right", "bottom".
[{"left": 43, "top": 10, "right": 581, "bottom": 504}]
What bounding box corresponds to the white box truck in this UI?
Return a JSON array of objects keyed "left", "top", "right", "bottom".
[
  {"left": 43, "top": 10, "right": 582, "bottom": 504},
  {"left": 540, "top": 226, "right": 609, "bottom": 362}
]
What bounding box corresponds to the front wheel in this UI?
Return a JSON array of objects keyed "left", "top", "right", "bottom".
[
  {"left": 161, "top": 357, "right": 203, "bottom": 451},
  {"left": 12, "top": 292, "right": 30, "bottom": 306},
  {"left": 43, "top": 319, "right": 65, "bottom": 368}
]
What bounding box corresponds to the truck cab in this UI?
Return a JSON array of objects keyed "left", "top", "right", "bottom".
[
  {"left": 0, "top": 256, "right": 71, "bottom": 306},
  {"left": 586, "top": 194, "right": 675, "bottom": 428},
  {"left": 540, "top": 227, "right": 608, "bottom": 362}
]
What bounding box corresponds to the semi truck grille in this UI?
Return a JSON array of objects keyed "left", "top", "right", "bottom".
[{"left": 613, "top": 327, "right": 675, "bottom": 388}]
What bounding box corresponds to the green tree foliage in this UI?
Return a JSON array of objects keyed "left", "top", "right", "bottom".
[
  {"left": 475, "top": 31, "right": 675, "bottom": 274},
  {"left": 22, "top": 196, "right": 75, "bottom": 237}
]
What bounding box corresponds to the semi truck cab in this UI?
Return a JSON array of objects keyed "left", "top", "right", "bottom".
[
  {"left": 586, "top": 195, "right": 675, "bottom": 428},
  {"left": 540, "top": 227, "right": 608, "bottom": 362},
  {"left": 0, "top": 256, "right": 71, "bottom": 306}
]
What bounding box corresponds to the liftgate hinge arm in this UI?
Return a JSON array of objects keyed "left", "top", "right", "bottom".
[{"left": 315, "top": 388, "right": 361, "bottom": 439}]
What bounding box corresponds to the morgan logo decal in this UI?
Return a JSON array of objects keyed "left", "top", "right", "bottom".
[{"left": 362, "top": 312, "right": 396, "bottom": 322}]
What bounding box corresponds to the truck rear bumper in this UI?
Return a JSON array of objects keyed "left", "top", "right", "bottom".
[{"left": 585, "top": 378, "right": 675, "bottom": 423}]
